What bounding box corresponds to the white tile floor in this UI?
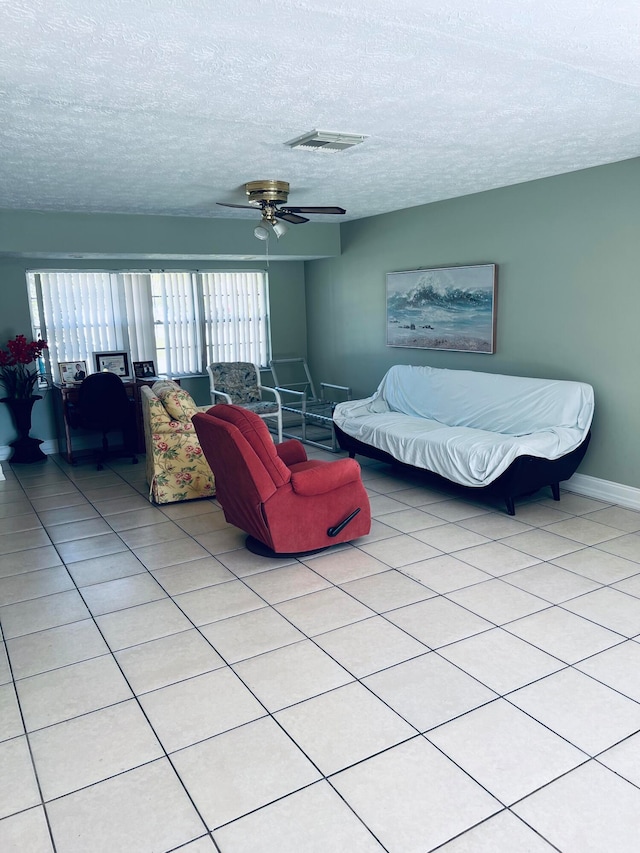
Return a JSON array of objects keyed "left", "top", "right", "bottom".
[{"left": 2, "top": 450, "right": 640, "bottom": 852}]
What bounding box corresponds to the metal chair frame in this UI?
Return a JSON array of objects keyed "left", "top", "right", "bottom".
[
  {"left": 206, "top": 361, "right": 283, "bottom": 443},
  {"left": 269, "top": 357, "right": 351, "bottom": 451}
]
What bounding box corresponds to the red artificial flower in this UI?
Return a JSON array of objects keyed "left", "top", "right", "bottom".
[{"left": 0, "top": 336, "right": 48, "bottom": 399}]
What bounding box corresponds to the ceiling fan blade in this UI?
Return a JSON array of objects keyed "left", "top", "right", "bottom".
[
  {"left": 216, "top": 202, "right": 257, "bottom": 210},
  {"left": 283, "top": 206, "right": 346, "bottom": 215},
  {"left": 275, "top": 211, "right": 309, "bottom": 224}
]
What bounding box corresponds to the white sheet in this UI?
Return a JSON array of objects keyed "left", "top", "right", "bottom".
[{"left": 333, "top": 366, "right": 594, "bottom": 487}]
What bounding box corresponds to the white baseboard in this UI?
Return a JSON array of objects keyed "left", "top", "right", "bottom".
[{"left": 564, "top": 473, "right": 640, "bottom": 511}]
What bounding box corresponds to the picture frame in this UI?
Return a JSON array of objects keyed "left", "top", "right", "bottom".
[
  {"left": 133, "top": 360, "right": 157, "bottom": 379},
  {"left": 93, "top": 351, "right": 131, "bottom": 379},
  {"left": 386, "top": 263, "right": 497, "bottom": 353},
  {"left": 58, "top": 360, "right": 88, "bottom": 385}
]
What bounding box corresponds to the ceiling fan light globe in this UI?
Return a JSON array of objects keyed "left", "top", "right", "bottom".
[
  {"left": 254, "top": 223, "right": 270, "bottom": 241},
  {"left": 272, "top": 221, "right": 288, "bottom": 239}
]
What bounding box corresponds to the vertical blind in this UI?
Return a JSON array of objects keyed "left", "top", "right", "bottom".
[
  {"left": 28, "top": 270, "right": 270, "bottom": 381},
  {"left": 202, "top": 271, "right": 269, "bottom": 367},
  {"left": 122, "top": 273, "right": 156, "bottom": 365},
  {"left": 150, "top": 272, "right": 201, "bottom": 376},
  {"left": 35, "top": 272, "right": 124, "bottom": 373}
]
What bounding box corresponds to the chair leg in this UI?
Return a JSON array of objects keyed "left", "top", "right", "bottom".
[
  {"left": 97, "top": 432, "right": 109, "bottom": 470},
  {"left": 122, "top": 423, "right": 138, "bottom": 465},
  {"left": 260, "top": 411, "right": 283, "bottom": 443}
]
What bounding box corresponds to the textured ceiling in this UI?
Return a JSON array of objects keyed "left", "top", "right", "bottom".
[{"left": 1, "top": 0, "right": 639, "bottom": 222}]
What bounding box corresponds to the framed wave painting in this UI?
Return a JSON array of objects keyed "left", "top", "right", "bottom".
[{"left": 386, "top": 264, "right": 497, "bottom": 353}]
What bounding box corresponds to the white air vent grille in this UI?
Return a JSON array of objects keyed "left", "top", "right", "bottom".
[{"left": 285, "top": 130, "right": 367, "bottom": 152}]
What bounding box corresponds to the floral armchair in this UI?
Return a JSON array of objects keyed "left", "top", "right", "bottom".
[{"left": 140, "top": 380, "right": 215, "bottom": 504}]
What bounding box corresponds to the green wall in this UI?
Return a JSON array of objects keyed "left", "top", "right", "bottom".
[
  {"left": 3, "top": 160, "right": 639, "bottom": 486},
  {"left": 305, "top": 157, "right": 640, "bottom": 488},
  {"left": 0, "top": 205, "right": 335, "bottom": 453},
  {"left": 0, "top": 209, "right": 341, "bottom": 260},
  {"left": 0, "top": 257, "right": 308, "bottom": 449}
]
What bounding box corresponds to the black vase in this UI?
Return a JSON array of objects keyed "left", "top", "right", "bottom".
[{"left": 2, "top": 395, "right": 46, "bottom": 463}]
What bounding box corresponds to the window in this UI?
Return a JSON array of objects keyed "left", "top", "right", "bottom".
[
  {"left": 202, "top": 271, "right": 270, "bottom": 368},
  {"left": 149, "top": 272, "right": 200, "bottom": 376},
  {"left": 28, "top": 270, "right": 271, "bottom": 381}
]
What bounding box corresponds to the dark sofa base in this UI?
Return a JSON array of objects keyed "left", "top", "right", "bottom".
[{"left": 334, "top": 424, "right": 591, "bottom": 515}]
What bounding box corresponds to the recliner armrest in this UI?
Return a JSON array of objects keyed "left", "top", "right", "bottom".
[
  {"left": 276, "top": 439, "right": 307, "bottom": 466},
  {"left": 290, "top": 458, "right": 362, "bottom": 496}
]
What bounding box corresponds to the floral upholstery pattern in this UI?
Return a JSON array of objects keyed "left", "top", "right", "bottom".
[
  {"left": 207, "top": 362, "right": 283, "bottom": 445},
  {"left": 141, "top": 380, "right": 215, "bottom": 504},
  {"left": 243, "top": 400, "right": 279, "bottom": 415},
  {"left": 154, "top": 382, "right": 200, "bottom": 421},
  {"left": 208, "top": 362, "right": 261, "bottom": 405}
]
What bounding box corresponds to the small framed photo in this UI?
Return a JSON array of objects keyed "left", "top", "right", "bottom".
[
  {"left": 93, "top": 351, "right": 131, "bottom": 379},
  {"left": 133, "top": 360, "right": 157, "bottom": 379},
  {"left": 59, "top": 360, "right": 88, "bottom": 385}
]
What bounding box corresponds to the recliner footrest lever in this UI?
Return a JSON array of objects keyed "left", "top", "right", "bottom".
[{"left": 327, "top": 507, "right": 361, "bottom": 538}]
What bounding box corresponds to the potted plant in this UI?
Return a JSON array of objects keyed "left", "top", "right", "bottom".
[{"left": 0, "top": 335, "right": 48, "bottom": 462}]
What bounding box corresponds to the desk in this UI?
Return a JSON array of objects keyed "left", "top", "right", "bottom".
[{"left": 52, "top": 379, "right": 169, "bottom": 463}]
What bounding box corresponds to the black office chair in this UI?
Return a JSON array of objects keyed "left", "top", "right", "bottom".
[{"left": 69, "top": 372, "right": 138, "bottom": 470}]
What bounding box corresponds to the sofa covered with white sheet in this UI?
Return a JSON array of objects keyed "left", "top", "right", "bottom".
[{"left": 333, "top": 365, "right": 594, "bottom": 514}]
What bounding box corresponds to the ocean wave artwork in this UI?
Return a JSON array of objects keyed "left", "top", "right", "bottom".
[{"left": 386, "top": 264, "right": 497, "bottom": 353}]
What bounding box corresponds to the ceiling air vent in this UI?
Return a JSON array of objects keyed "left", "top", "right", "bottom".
[{"left": 285, "top": 130, "right": 367, "bottom": 153}]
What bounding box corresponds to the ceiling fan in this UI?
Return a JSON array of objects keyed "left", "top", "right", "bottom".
[{"left": 217, "top": 180, "right": 346, "bottom": 239}]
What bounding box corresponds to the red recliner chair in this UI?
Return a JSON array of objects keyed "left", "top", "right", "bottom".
[{"left": 193, "top": 404, "right": 371, "bottom": 556}]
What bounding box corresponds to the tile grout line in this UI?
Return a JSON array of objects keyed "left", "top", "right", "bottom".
[{"left": 4, "top": 454, "right": 640, "bottom": 848}]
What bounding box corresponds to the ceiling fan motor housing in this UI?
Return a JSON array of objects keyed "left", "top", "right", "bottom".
[
  {"left": 245, "top": 180, "right": 290, "bottom": 205},
  {"left": 214, "top": 179, "right": 343, "bottom": 226}
]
